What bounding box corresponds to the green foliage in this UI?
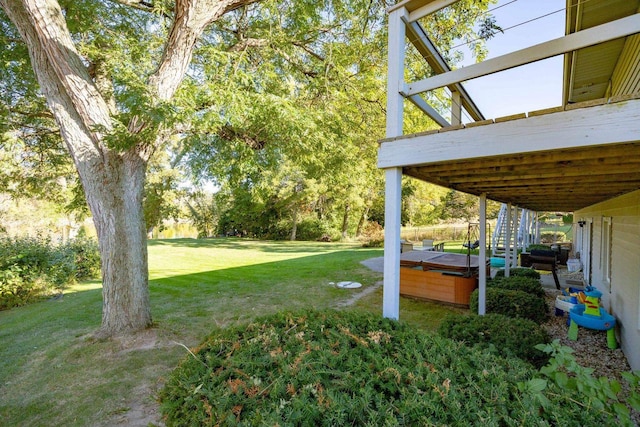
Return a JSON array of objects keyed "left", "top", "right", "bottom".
[
  {"left": 540, "top": 231, "right": 567, "bottom": 243},
  {"left": 437, "top": 190, "right": 480, "bottom": 222},
  {"left": 0, "top": 236, "right": 100, "bottom": 309},
  {"left": 438, "top": 313, "right": 550, "bottom": 367},
  {"left": 160, "top": 309, "right": 595, "bottom": 426},
  {"left": 294, "top": 217, "right": 336, "bottom": 241},
  {"left": 489, "top": 275, "right": 545, "bottom": 298},
  {"left": 524, "top": 340, "right": 640, "bottom": 426},
  {"left": 61, "top": 236, "right": 101, "bottom": 280},
  {"left": 493, "top": 267, "right": 541, "bottom": 280},
  {"left": 526, "top": 244, "right": 551, "bottom": 252},
  {"left": 470, "top": 287, "right": 548, "bottom": 324}
]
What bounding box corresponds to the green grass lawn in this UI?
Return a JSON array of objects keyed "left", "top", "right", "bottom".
[{"left": 0, "top": 238, "right": 469, "bottom": 426}]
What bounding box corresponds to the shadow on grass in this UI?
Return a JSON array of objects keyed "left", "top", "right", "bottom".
[
  {"left": 148, "top": 249, "right": 383, "bottom": 330},
  {"left": 147, "top": 237, "right": 346, "bottom": 253}
]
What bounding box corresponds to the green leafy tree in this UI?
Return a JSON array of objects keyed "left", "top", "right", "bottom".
[
  {"left": 0, "top": 0, "right": 261, "bottom": 336},
  {"left": 0, "top": 0, "right": 496, "bottom": 334}
]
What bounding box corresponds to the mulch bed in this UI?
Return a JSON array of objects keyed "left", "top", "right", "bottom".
[
  {"left": 542, "top": 287, "right": 630, "bottom": 379},
  {"left": 542, "top": 286, "right": 639, "bottom": 425}
]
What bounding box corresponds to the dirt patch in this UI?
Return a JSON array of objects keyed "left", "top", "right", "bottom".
[{"left": 334, "top": 281, "right": 382, "bottom": 308}]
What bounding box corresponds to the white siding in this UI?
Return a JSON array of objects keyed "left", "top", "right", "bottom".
[{"left": 576, "top": 190, "right": 640, "bottom": 370}]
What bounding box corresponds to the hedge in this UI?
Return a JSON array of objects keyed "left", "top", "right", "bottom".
[
  {"left": 470, "top": 287, "right": 548, "bottom": 324},
  {"left": 489, "top": 275, "right": 546, "bottom": 299},
  {"left": 438, "top": 313, "right": 551, "bottom": 367},
  {"left": 493, "top": 267, "right": 541, "bottom": 280}
]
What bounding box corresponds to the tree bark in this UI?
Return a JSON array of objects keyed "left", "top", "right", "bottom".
[
  {"left": 356, "top": 205, "right": 370, "bottom": 237},
  {"left": 341, "top": 203, "right": 350, "bottom": 239},
  {"left": 290, "top": 205, "right": 298, "bottom": 241}
]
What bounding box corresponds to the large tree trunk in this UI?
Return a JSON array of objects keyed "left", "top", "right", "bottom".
[
  {"left": 0, "top": 0, "right": 152, "bottom": 335},
  {"left": 1, "top": 0, "right": 260, "bottom": 336},
  {"left": 89, "top": 153, "right": 150, "bottom": 333}
]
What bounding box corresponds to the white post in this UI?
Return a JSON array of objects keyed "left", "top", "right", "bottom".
[
  {"left": 382, "top": 7, "right": 407, "bottom": 320},
  {"left": 523, "top": 210, "right": 530, "bottom": 250},
  {"left": 383, "top": 169, "right": 403, "bottom": 319},
  {"left": 478, "top": 193, "right": 487, "bottom": 315},
  {"left": 512, "top": 207, "right": 519, "bottom": 268},
  {"left": 505, "top": 203, "right": 512, "bottom": 277},
  {"left": 451, "top": 90, "right": 462, "bottom": 126}
]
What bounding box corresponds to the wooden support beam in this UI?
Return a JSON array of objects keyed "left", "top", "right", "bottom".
[{"left": 405, "top": 14, "right": 640, "bottom": 96}]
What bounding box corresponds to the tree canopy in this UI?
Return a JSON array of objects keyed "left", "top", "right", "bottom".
[{"left": 0, "top": 0, "right": 497, "bottom": 334}]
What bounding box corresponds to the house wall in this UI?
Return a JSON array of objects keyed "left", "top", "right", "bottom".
[
  {"left": 575, "top": 189, "right": 640, "bottom": 370},
  {"left": 610, "top": 33, "right": 640, "bottom": 97}
]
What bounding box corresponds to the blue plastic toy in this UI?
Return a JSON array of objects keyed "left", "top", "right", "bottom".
[{"left": 568, "top": 303, "right": 617, "bottom": 349}]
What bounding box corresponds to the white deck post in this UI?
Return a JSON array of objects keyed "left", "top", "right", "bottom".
[
  {"left": 512, "top": 207, "right": 519, "bottom": 268},
  {"left": 382, "top": 6, "right": 407, "bottom": 320},
  {"left": 478, "top": 193, "right": 487, "bottom": 315},
  {"left": 451, "top": 90, "right": 462, "bottom": 126},
  {"left": 504, "top": 203, "right": 512, "bottom": 277},
  {"left": 383, "top": 169, "right": 403, "bottom": 319}
]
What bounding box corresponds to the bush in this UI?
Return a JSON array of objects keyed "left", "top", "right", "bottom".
[
  {"left": 493, "top": 267, "right": 540, "bottom": 280},
  {"left": 489, "top": 275, "right": 546, "bottom": 299},
  {"left": 360, "top": 221, "right": 384, "bottom": 247},
  {"left": 160, "top": 309, "right": 605, "bottom": 426},
  {"left": 470, "top": 287, "right": 548, "bottom": 324},
  {"left": 526, "top": 244, "right": 550, "bottom": 252},
  {"left": 438, "top": 313, "right": 551, "bottom": 367},
  {"left": 0, "top": 236, "right": 101, "bottom": 310},
  {"left": 63, "top": 236, "right": 101, "bottom": 279},
  {"left": 295, "top": 218, "right": 339, "bottom": 242},
  {"left": 540, "top": 231, "right": 566, "bottom": 243}
]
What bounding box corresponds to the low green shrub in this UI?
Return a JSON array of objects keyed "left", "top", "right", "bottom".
[
  {"left": 62, "top": 236, "right": 101, "bottom": 279},
  {"left": 493, "top": 267, "right": 540, "bottom": 280},
  {"left": 0, "top": 236, "right": 101, "bottom": 309},
  {"left": 470, "top": 287, "right": 548, "bottom": 324},
  {"left": 438, "top": 313, "right": 551, "bottom": 367},
  {"left": 489, "top": 275, "right": 546, "bottom": 299},
  {"left": 0, "top": 264, "right": 49, "bottom": 310},
  {"left": 160, "top": 309, "right": 598, "bottom": 426},
  {"left": 526, "top": 244, "right": 551, "bottom": 252}
]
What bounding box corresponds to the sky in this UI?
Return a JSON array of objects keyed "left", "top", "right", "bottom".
[{"left": 456, "top": 0, "right": 566, "bottom": 120}]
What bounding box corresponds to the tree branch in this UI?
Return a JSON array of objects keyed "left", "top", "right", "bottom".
[
  {"left": 228, "top": 37, "right": 267, "bottom": 52},
  {"left": 149, "top": 0, "right": 262, "bottom": 101},
  {"left": 108, "top": 0, "right": 156, "bottom": 13}
]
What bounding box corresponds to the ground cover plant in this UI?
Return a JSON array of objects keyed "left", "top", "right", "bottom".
[
  {"left": 1, "top": 238, "right": 635, "bottom": 425},
  {"left": 160, "top": 309, "right": 601, "bottom": 426}
]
